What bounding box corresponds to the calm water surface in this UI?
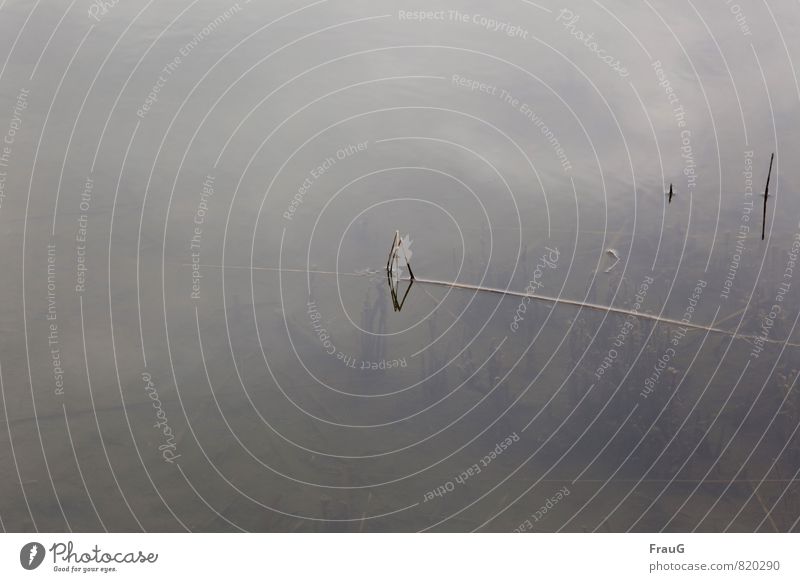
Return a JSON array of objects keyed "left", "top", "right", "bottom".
[{"left": 0, "top": 0, "right": 799, "bottom": 531}]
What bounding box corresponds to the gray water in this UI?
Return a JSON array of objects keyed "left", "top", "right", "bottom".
[{"left": 1, "top": 0, "right": 799, "bottom": 532}]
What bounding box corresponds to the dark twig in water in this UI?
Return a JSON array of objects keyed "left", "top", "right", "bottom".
[
  {"left": 762, "top": 153, "right": 774, "bottom": 241},
  {"left": 387, "top": 230, "right": 415, "bottom": 311}
]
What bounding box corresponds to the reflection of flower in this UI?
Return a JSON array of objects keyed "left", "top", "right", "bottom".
[{"left": 390, "top": 234, "right": 413, "bottom": 279}]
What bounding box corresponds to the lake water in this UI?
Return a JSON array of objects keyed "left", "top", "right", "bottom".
[{"left": 1, "top": 0, "right": 799, "bottom": 532}]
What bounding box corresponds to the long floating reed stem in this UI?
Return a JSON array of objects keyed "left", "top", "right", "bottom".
[
  {"left": 410, "top": 276, "right": 800, "bottom": 348},
  {"left": 183, "top": 262, "right": 798, "bottom": 349}
]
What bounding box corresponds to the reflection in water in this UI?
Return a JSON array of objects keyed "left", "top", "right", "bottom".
[{"left": 388, "top": 273, "right": 415, "bottom": 312}]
